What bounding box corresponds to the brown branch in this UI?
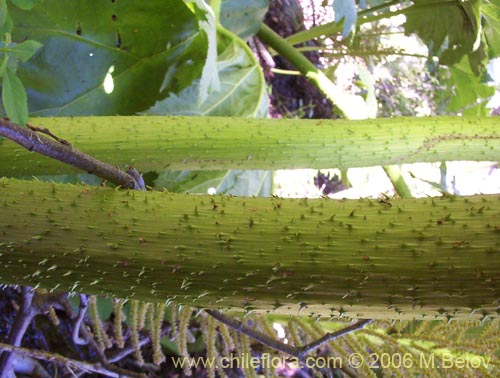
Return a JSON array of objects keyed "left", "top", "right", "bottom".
[
  {"left": 296, "top": 319, "right": 373, "bottom": 359},
  {"left": 205, "top": 309, "right": 372, "bottom": 361},
  {"left": 0, "top": 118, "right": 145, "bottom": 190},
  {"left": 205, "top": 309, "right": 298, "bottom": 355},
  {"left": 0, "top": 342, "right": 146, "bottom": 378},
  {"left": 72, "top": 294, "right": 90, "bottom": 346},
  {"left": 0, "top": 286, "right": 36, "bottom": 378}
]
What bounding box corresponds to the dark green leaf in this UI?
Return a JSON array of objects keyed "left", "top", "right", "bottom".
[
  {"left": 333, "top": 0, "right": 357, "bottom": 38},
  {"left": 7, "top": 39, "right": 42, "bottom": 61},
  {"left": 0, "top": 0, "right": 7, "bottom": 29},
  {"left": 404, "top": 0, "right": 481, "bottom": 68},
  {"left": 9, "top": 0, "right": 204, "bottom": 115},
  {"left": 0, "top": 13, "right": 13, "bottom": 35},
  {"left": 219, "top": 0, "right": 268, "bottom": 40},
  {"left": 147, "top": 28, "right": 268, "bottom": 117},
  {"left": 2, "top": 66, "right": 28, "bottom": 124},
  {"left": 9, "top": 0, "right": 39, "bottom": 10}
]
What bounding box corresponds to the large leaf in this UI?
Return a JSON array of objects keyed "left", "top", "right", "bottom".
[
  {"left": 403, "top": 0, "right": 482, "bottom": 70},
  {"left": 214, "top": 170, "right": 271, "bottom": 196},
  {"left": 154, "top": 169, "right": 272, "bottom": 197},
  {"left": 146, "top": 27, "right": 268, "bottom": 117},
  {"left": 154, "top": 170, "right": 227, "bottom": 193},
  {"left": 7, "top": 0, "right": 205, "bottom": 116},
  {"left": 448, "top": 56, "right": 495, "bottom": 115},
  {"left": 219, "top": 0, "right": 269, "bottom": 40}
]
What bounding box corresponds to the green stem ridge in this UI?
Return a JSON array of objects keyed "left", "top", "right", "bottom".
[
  {"left": 0, "top": 116, "right": 499, "bottom": 176},
  {"left": 1, "top": 178, "right": 499, "bottom": 319}
]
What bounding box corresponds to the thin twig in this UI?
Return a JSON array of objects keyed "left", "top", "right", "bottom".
[
  {"left": 0, "top": 342, "right": 146, "bottom": 378},
  {"left": 107, "top": 337, "right": 151, "bottom": 364},
  {"left": 27, "top": 123, "right": 71, "bottom": 146},
  {"left": 205, "top": 309, "right": 372, "bottom": 361},
  {"left": 0, "top": 286, "right": 36, "bottom": 378},
  {"left": 72, "top": 294, "right": 89, "bottom": 346},
  {"left": 0, "top": 118, "right": 145, "bottom": 190},
  {"left": 296, "top": 319, "right": 373, "bottom": 359}
]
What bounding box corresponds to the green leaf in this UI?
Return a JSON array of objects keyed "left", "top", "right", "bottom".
[
  {"left": 215, "top": 170, "right": 272, "bottom": 196},
  {"left": 2, "top": 66, "right": 28, "bottom": 125},
  {"left": 154, "top": 170, "right": 227, "bottom": 193},
  {"left": 147, "top": 27, "right": 268, "bottom": 117},
  {"left": 404, "top": 0, "right": 482, "bottom": 68},
  {"left": 482, "top": 1, "right": 500, "bottom": 59},
  {"left": 0, "top": 13, "right": 13, "bottom": 36},
  {"left": 6, "top": 39, "right": 42, "bottom": 61},
  {"left": 219, "top": 0, "right": 269, "bottom": 40},
  {"left": 154, "top": 169, "right": 272, "bottom": 196},
  {"left": 9, "top": 0, "right": 204, "bottom": 116},
  {"left": 333, "top": 0, "right": 357, "bottom": 38},
  {"left": 9, "top": 0, "right": 39, "bottom": 10},
  {"left": 0, "top": 0, "right": 7, "bottom": 29},
  {"left": 448, "top": 56, "right": 494, "bottom": 116},
  {"left": 356, "top": 65, "right": 376, "bottom": 118},
  {"left": 185, "top": 0, "right": 220, "bottom": 104}
]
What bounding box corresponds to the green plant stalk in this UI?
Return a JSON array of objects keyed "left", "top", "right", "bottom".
[
  {"left": 257, "top": 24, "right": 359, "bottom": 118},
  {"left": 1, "top": 178, "right": 499, "bottom": 319},
  {"left": 383, "top": 165, "right": 413, "bottom": 199},
  {"left": 1, "top": 116, "right": 499, "bottom": 177},
  {"left": 0, "top": 33, "right": 11, "bottom": 78}
]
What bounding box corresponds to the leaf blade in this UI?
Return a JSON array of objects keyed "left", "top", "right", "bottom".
[
  {"left": 2, "top": 66, "right": 28, "bottom": 125},
  {"left": 6, "top": 39, "right": 42, "bottom": 61}
]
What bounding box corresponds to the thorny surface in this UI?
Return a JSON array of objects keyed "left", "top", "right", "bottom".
[{"left": 4, "top": 1, "right": 494, "bottom": 377}]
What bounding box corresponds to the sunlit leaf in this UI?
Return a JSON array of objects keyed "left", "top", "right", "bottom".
[
  {"left": 448, "top": 56, "right": 494, "bottom": 115},
  {"left": 146, "top": 28, "right": 268, "bottom": 117},
  {"left": 482, "top": 1, "right": 500, "bottom": 59},
  {"left": 404, "top": 0, "right": 482, "bottom": 69},
  {"left": 2, "top": 66, "right": 28, "bottom": 125},
  {"left": 185, "top": 0, "right": 220, "bottom": 104}
]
